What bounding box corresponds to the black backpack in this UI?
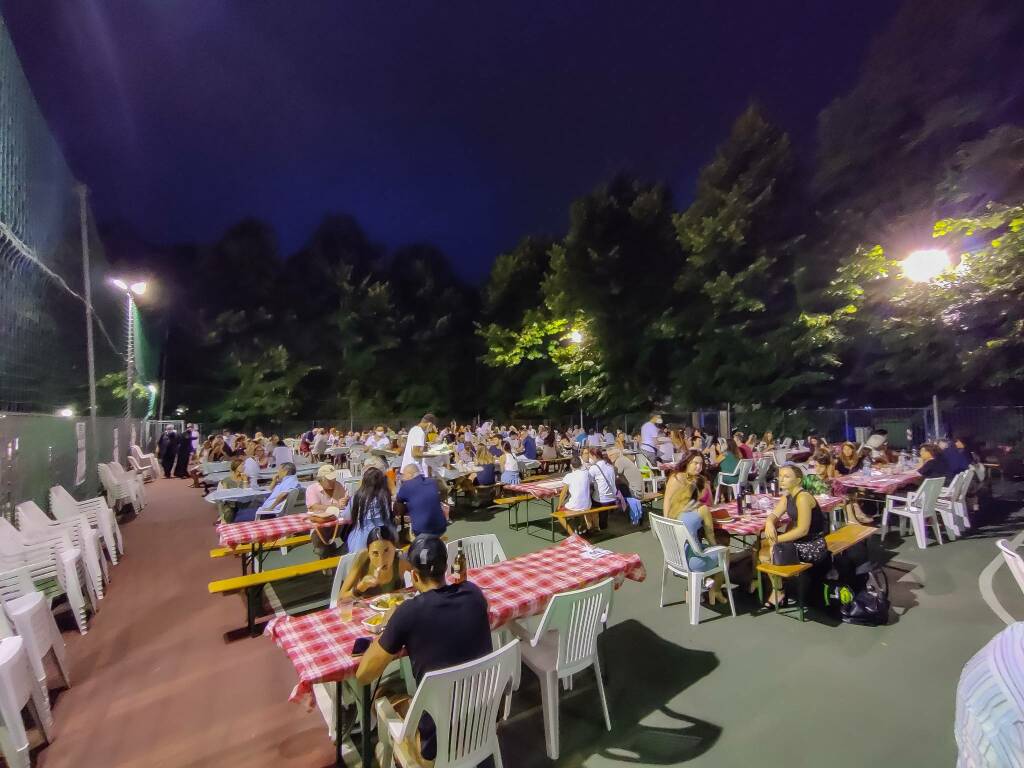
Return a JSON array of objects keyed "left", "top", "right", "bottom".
[{"left": 840, "top": 568, "right": 890, "bottom": 626}]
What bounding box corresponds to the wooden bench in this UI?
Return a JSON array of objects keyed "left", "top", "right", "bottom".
[
  {"left": 209, "top": 555, "right": 342, "bottom": 635},
  {"left": 755, "top": 524, "right": 878, "bottom": 621},
  {"left": 209, "top": 534, "right": 312, "bottom": 559},
  {"left": 548, "top": 505, "right": 619, "bottom": 541},
  {"left": 495, "top": 494, "right": 535, "bottom": 530}
]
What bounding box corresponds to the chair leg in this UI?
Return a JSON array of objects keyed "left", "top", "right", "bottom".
[
  {"left": 910, "top": 515, "right": 928, "bottom": 549},
  {"left": 659, "top": 567, "right": 667, "bottom": 608},
  {"left": 723, "top": 573, "right": 737, "bottom": 618},
  {"left": 592, "top": 655, "right": 612, "bottom": 732},
  {"left": 879, "top": 507, "right": 889, "bottom": 537},
  {"left": 688, "top": 576, "right": 701, "bottom": 625},
  {"left": 930, "top": 514, "right": 943, "bottom": 546},
  {"left": 539, "top": 671, "right": 560, "bottom": 760}
]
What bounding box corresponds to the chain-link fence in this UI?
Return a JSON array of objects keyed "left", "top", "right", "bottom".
[{"left": 0, "top": 16, "right": 161, "bottom": 508}]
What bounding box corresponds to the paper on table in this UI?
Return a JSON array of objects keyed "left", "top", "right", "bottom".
[{"left": 580, "top": 547, "right": 613, "bottom": 560}]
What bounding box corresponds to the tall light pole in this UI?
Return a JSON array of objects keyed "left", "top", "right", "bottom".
[
  {"left": 110, "top": 278, "right": 147, "bottom": 421},
  {"left": 569, "top": 330, "right": 584, "bottom": 429}
]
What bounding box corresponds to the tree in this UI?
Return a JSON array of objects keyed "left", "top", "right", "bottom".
[{"left": 671, "top": 106, "right": 830, "bottom": 407}]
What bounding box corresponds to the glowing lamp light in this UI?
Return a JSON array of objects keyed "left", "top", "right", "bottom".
[
  {"left": 110, "top": 278, "right": 128, "bottom": 290},
  {"left": 568, "top": 330, "right": 583, "bottom": 344},
  {"left": 130, "top": 281, "right": 147, "bottom": 295},
  {"left": 147, "top": 384, "right": 158, "bottom": 394},
  {"left": 57, "top": 407, "right": 74, "bottom": 418},
  {"left": 901, "top": 249, "right": 950, "bottom": 283}
]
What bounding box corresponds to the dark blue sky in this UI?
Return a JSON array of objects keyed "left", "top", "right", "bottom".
[{"left": 4, "top": 1, "right": 896, "bottom": 282}]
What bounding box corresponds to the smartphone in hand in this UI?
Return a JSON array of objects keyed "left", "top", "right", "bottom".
[{"left": 351, "top": 636, "right": 372, "bottom": 656}]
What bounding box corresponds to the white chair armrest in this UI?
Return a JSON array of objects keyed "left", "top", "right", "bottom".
[{"left": 701, "top": 545, "right": 728, "bottom": 558}]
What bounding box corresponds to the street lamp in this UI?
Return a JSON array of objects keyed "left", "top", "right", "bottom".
[
  {"left": 569, "top": 331, "right": 584, "bottom": 428},
  {"left": 109, "top": 278, "right": 148, "bottom": 421},
  {"left": 901, "top": 249, "right": 950, "bottom": 283}
]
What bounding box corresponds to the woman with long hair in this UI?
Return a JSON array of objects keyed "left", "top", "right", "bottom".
[
  {"left": 337, "top": 526, "right": 412, "bottom": 601},
  {"left": 541, "top": 429, "right": 559, "bottom": 461},
  {"left": 662, "top": 450, "right": 728, "bottom": 605},
  {"left": 341, "top": 467, "right": 395, "bottom": 551}
]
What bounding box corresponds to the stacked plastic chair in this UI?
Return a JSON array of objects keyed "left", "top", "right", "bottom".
[{"left": 50, "top": 486, "right": 123, "bottom": 565}]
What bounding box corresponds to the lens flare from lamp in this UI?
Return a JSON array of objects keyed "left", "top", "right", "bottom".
[
  {"left": 901, "top": 249, "right": 950, "bottom": 283},
  {"left": 130, "top": 281, "right": 147, "bottom": 295},
  {"left": 111, "top": 278, "right": 128, "bottom": 290},
  {"left": 57, "top": 407, "right": 74, "bottom": 418},
  {"left": 569, "top": 330, "right": 583, "bottom": 344},
  {"left": 147, "top": 384, "right": 157, "bottom": 393}
]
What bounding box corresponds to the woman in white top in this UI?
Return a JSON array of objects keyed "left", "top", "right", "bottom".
[
  {"left": 500, "top": 441, "right": 520, "bottom": 484},
  {"left": 271, "top": 438, "right": 294, "bottom": 467},
  {"left": 589, "top": 450, "right": 617, "bottom": 505}
]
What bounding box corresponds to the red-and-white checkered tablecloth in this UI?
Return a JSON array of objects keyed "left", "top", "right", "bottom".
[
  {"left": 266, "top": 534, "right": 645, "bottom": 703},
  {"left": 503, "top": 478, "right": 566, "bottom": 500},
  {"left": 707, "top": 493, "right": 843, "bottom": 536},
  {"left": 832, "top": 470, "right": 919, "bottom": 496},
  {"left": 217, "top": 514, "right": 337, "bottom": 549}
]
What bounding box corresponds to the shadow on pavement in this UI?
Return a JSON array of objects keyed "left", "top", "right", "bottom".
[{"left": 498, "top": 618, "right": 721, "bottom": 766}]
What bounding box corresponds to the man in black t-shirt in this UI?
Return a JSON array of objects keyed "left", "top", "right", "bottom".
[{"left": 356, "top": 535, "right": 492, "bottom": 763}]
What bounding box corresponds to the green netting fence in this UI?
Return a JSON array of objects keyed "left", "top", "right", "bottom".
[{"left": 0, "top": 16, "right": 159, "bottom": 508}]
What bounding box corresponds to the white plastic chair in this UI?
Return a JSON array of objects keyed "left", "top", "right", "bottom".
[
  {"left": 936, "top": 469, "right": 972, "bottom": 538},
  {"left": 254, "top": 486, "right": 301, "bottom": 522},
  {"left": 634, "top": 452, "right": 665, "bottom": 495},
  {"left": 508, "top": 579, "right": 613, "bottom": 761},
  {"left": 445, "top": 535, "right": 507, "bottom": 571},
  {"left": 50, "top": 486, "right": 123, "bottom": 564},
  {"left": 127, "top": 454, "right": 155, "bottom": 482},
  {"left": 781, "top": 437, "right": 793, "bottom": 449},
  {"left": 0, "top": 636, "right": 52, "bottom": 768},
  {"left": 4, "top": 583, "right": 71, "bottom": 730},
  {"left": 650, "top": 513, "right": 736, "bottom": 625},
  {"left": 16, "top": 502, "right": 107, "bottom": 602},
  {"left": 130, "top": 445, "right": 159, "bottom": 477},
  {"left": 0, "top": 520, "right": 91, "bottom": 635},
  {"left": 880, "top": 476, "right": 945, "bottom": 549},
  {"left": 714, "top": 458, "right": 754, "bottom": 502},
  {"left": 375, "top": 640, "right": 520, "bottom": 768},
  {"left": 751, "top": 457, "right": 773, "bottom": 494},
  {"left": 107, "top": 462, "right": 145, "bottom": 510},
  {"left": 97, "top": 463, "right": 133, "bottom": 513},
  {"left": 996, "top": 540, "right": 1024, "bottom": 597},
  {"left": 327, "top": 552, "right": 359, "bottom": 609},
  {"left": 772, "top": 448, "right": 789, "bottom": 467}
]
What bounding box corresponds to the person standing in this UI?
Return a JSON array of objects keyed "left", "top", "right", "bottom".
[
  {"left": 174, "top": 430, "right": 193, "bottom": 478},
  {"left": 641, "top": 414, "right": 663, "bottom": 465},
  {"left": 158, "top": 427, "right": 178, "bottom": 479},
  {"left": 401, "top": 413, "right": 436, "bottom": 475}
]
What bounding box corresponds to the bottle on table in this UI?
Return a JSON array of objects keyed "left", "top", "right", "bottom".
[{"left": 452, "top": 540, "right": 468, "bottom": 584}]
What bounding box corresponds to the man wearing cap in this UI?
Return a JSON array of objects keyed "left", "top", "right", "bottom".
[
  {"left": 401, "top": 413, "right": 436, "bottom": 475},
  {"left": 358, "top": 535, "right": 492, "bottom": 767},
  {"left": 641, "top": 414, "right": 663, "bottom": 465},
  {"left": 305, "top": 464, "right": 348, "bottom": 556}
]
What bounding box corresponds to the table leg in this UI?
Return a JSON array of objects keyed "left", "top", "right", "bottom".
[
  {"left": 334, "top": 681, "right": 345, "bottom": 767},
  {"left": 246, "top": 586, "right": 258, "bottom": 637},
  {"left": 360, "top": 682, "right": 372, "bottom": 766},
  {"left": 797, "top": 575, "right": 806, "bottom": 622}
]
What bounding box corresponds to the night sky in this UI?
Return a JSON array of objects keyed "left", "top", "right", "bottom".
[{"left": 4, "top": 1, "right": 896, "bottom": 282}]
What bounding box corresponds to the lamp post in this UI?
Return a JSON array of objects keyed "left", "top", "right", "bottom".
[
  {"left": 110, "top": 279, "right": 147, "bottom": 420},
  {"left": 569, "top": 330, "right": 584, "bottom": 429}
]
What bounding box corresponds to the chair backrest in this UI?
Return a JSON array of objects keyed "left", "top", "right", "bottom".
[
  {"left": 717, "top": 437, "right": 727, "bottom": 450},
  {"left": 954, "top": 469, "right": 973, "bottom": 502},
  {"left": 997, "top": 540, "right": 1024, "bottom": 597},
  {"left": 731, "top": 459, "right": 754, "bottom": 482},
  {"left": 754, "top": 457, "right": 772, "bottom": 481},
  {"left": 107, "top": 461, "right": 127, "bottom": 479},
  {"left": 915, "top": 476, "right": 945, "bottom": 513},
  {"left": 650, "top": 513, "right": 706, "bottom": 575},
  {"left": 781, "top": 437, "right": 793, "bottom": 448},
  {"left": 130, "top": 445, "right": 144, "bottom": 461},
  {"left": 772, "top": 448, "right": 789, "bottom": 466},
  {"left": 973, "top": 462, "right": 986, "bottom": 482},
  {"left": 401, "top": 640, "right": 520, "bottom": 768},
  {"left": 97, "top": 463, "right": 115, "bottom": 488},
  {"left": 446, "top": 535, "right": 507, "bottom": 571},
  {"left": 532, "top": 578, "right": 613, "bottom": 677},
  {"left": 0, "top": 566, "right": 37, "bottom": 610},
  {"left": 14, "top": 501, "right": 53, "bottom": 531},
  {"left": 281, "top": 487, "right": 305, "bottom": 516},
  {"left": 328, "top": 552, "right": 359, "bottom": 609}
]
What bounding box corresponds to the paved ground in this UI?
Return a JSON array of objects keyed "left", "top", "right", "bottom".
[{"left": 34, "top": 477, "right": 1024, "bottom": 767}]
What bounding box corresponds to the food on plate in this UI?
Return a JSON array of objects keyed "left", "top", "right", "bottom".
[{"left": 369, "top": 593, "right": 408, "bottom": 612}]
